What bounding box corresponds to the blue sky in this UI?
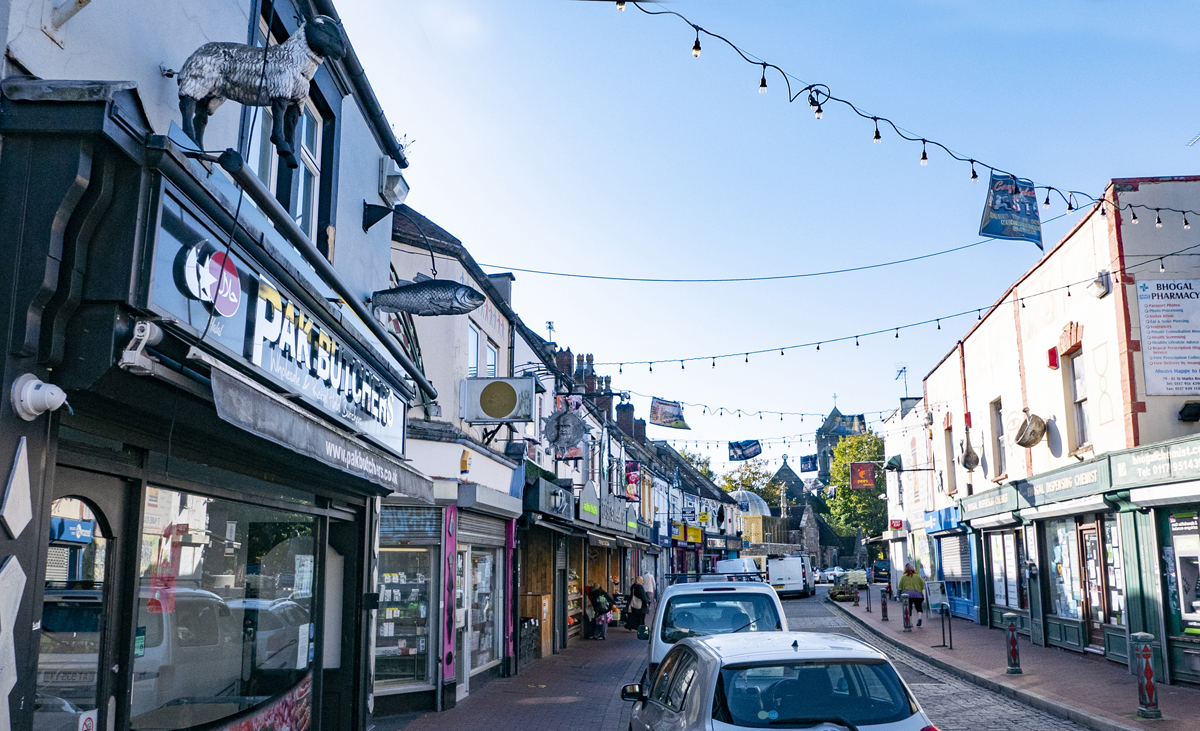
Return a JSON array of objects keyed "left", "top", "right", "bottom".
[{"left": 339, "top": 1, "right": 1199, "bottom": 475}]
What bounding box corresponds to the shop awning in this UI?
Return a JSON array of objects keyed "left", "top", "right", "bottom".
[
  {"left": 458, "top": 482, "right": 522, "bottom": 519},
  {"left": 529, "top": 515, "right": 582, "bottom": 536},
  {"left": 199, "top": 349, "right": 433, "bottom": 502},
  {"left": 587, "top": 532, "right": 617, "bottom": 548},
  {"left": 969, "top": 511, "right": 1022, "bottom": 529},
  {"left": 1019, "top": 494, "right": 1113, "bottom": 521},
  {"left": 1129, "top": 480, "right": 1200, "bottom": 508},
  {"left": 617, "top": 537, "right": 635, "bottom": 549}
]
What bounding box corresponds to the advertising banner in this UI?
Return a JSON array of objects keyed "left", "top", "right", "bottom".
[
  {"left": 728, "top": 440, "right": 763, "bottom": 461},
  {"left": 649, "top": 397, "right": 690, "bottom": 429},
  {"left": 1137, "top": 279, "right": 1200, "bottom": 395},
  {"left": 978, "top": 171, "right": 1043, "bottom": 249},
  {"left": 624, "top": 461, "right": 641, "bottom": 502},
  {"left": 800, "top": 454, "right": 819, "bottom": 473},
  {"left": 850, "top": 462, "right": 877, "bottom": 489}
]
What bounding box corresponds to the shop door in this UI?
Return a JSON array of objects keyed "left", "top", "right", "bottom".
[
  {"left": 554, "top": 535, "right": 567, "bottom": 652},
  {"left": 1080, "top": 527, "right": 1105, "bottom": 648},
  {"left": 34, "top": 468, "right": 133, "bottom": 731},
  {"left": 455, "top": 547, "right": 468, "bottom": 699}
]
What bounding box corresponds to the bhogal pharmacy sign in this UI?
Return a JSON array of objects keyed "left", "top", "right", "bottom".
[{"left": 1137, "top": 279, "right": 1200, "bottom": 395}]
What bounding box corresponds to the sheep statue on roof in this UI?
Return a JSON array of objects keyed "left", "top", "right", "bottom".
[{"left": 177, "top": 15, "right": 346, "bottom": 169}]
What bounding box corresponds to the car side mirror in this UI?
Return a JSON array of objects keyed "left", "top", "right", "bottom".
[
  {"left": 621, "top": 683, "right": 645, "bottom": 702},
  {"left": 637, "top": 626, "right": 649, "bottom": 641}
]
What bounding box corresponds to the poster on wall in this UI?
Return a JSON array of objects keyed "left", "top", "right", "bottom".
[{"left": 1137, "top": 279, "right": 1200, "bottom": 395}]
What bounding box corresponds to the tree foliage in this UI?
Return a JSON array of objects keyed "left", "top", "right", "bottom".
[
  {"left": 826, "top": 432, "right": 887, "bottom": 538},
  {"left": 718, "top": 459, "right": 781, "bottom": 507},
  {"left": 678, "top": 448, "right": 715, "bottom": 481}
]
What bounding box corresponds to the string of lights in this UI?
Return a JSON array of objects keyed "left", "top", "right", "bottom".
[
  {"left": 599, "top": 236, "right": 1200, "bottom": 371},
  {"left": 615, "top": 2, "right": 1200, "bottom": 227},
  {"left": 623, "top": 389, "right": 895, "bottom": 422}
]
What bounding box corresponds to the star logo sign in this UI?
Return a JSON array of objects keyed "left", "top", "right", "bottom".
[{"left": 181, "top": 240, "right": 241, "bottom": 318}]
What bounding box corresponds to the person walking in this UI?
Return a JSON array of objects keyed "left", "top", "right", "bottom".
[
  {"left": 898, "top": 563, "right": 926, "bottom": 627},
  {"left": 625, "top": 576, "right": 650, "bottom": 630},
  {"left": 590, "top": 583, "right": 613, "bottom": 639},
  {"left": 641, "top": 571, "right": 657, "bottom": 605}
]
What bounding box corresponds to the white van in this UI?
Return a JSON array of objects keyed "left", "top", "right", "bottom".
[
  {"left": 713, "top": 557, "right": 763, "bottom": 581},
  {"left": 767, "top": 555, "right": 816, "bottom": 597}
]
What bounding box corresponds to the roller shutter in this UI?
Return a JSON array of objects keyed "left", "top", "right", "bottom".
[
  {"left": 379, "top": 506, "right": 441, "bottom": 545},
  {"left": 940, "top": 534, "right": 971, "bottom": 580},
  {"left": 458, "top": 511, "right": 507, "bottom": 547}
]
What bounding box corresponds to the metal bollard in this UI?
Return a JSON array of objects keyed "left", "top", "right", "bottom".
[
  {"left": 853, "top": 584, "right": 859, "bottom": 606},
  {"left": 902, "top": 595, "right": 912, "bottom": 632},
  {"left": 866, "top": 582, "right": 872, "bottom": 612},
  {"left": 1003, "top": 613, "right": 1022, "bottom": 674},
  {"left": 880, "top": 589, "right": 888, "bottom": 621},
  {"left": 1132, "top": 632, "right": 1162, "bottom": 719}
]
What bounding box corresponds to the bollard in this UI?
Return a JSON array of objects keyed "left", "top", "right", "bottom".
[
  {"left": 1132, "top": 632, "right": 1162, "bottom": 719},
  {"left": 902, "top": 595, "right": 912, "bottom": 632},
  {"left": 853, "top": 584, "right": 859, "bottom": 606},
  {"left": 1003, "top": 613, "right": 1022, "bottom": 674},
  {"left": 866, "top": 582, "right": 872, "bottom": 612},
  {"left": 880, "top": 589, "right": 889, "bottom": 621}
]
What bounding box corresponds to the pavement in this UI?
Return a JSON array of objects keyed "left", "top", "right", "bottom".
[
  {"left": 827, "top": 584, "right": 1200, "bottom": 731},
  {"left": 372, "top": 629, "right": 647, "bottom": 731}
]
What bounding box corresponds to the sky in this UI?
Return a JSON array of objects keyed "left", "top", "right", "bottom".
[{"left": 337, "top": 0, "right": 1200, "bottom": 476}]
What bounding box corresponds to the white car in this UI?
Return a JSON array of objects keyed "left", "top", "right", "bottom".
[
  {"left": 624, "top": 632, "right": 939, "bottom": 731},
  {"left": 821, "top": 567, "right": 847, "bottom": 583},
  {"left": 639, "top": 582, "right": 787, "bottom": 684}
]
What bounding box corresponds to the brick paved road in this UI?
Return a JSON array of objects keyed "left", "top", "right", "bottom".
[{"left": 785, "top": 588, "right": 1089, "bottom": 731}]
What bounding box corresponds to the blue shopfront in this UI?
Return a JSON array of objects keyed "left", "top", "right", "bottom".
[{"left": 926, "top": 507, "right": 976, "bottom": 621}]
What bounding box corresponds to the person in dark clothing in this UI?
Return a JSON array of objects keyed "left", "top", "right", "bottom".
[
  {"left": 624, "top": 576, "right": 650, "bottom": 630},
  {"left": 590, "top": 584, "right": 613, "bottom": 639}
]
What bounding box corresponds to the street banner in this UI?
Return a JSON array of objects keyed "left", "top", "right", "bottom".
[
  {"left": 849, "top": 461, "right": 877, "bottom": 489},
  {"left": 649, "top": 397, "right": 690, "bottom": 429},
  {"left": 624, "top": 461, "right": 641, "bottom": 502},
  {"left": 800, "top": 454, "right": 818, "bottom": 473},
  {"left": 728, "top": 440, "right": 762, "bottom": 461},
  {"left": 979, "top": 171, "right": 1043, "bottom": 249}
]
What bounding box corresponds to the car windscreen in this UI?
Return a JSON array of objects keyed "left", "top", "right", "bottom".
[
  {"left": 660, "top": 594, "right": 781, "bottom": 643},
  {"left": 40, "top": 601, "right": 103, "bottom": 654},
  {"left": 712, "top": 660, "right": 916, "bottom": 728}
]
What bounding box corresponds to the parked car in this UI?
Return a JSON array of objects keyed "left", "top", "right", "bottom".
[
  {"left": 871, "top": 559, "right": 891, "bottom": 586},
  {"left": 766, "top": 556, "right": 815, "bottom": 598},
  {"left": 714, "top": 558, "right": 765, "bottom": 581},
  {"left": 623, "top": 631, "right": 938, "bottom": 731},
  {"left": 820, "top": 567, "right": 846, "bottom": 583},
  {"left": 638, "top": 581, "right": 787, "bottom": 684},
  {"left": 226, "top": 597, "right": 311, "bottom": 669}
]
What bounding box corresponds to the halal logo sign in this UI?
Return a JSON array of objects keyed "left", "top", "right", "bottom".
[{"left": 176, "top": 239, "right": 241, "bottom": 317}]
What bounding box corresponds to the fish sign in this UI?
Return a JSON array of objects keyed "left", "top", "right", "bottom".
[{"left": 370, "top": 273, "right": 485, "bottom": 317}]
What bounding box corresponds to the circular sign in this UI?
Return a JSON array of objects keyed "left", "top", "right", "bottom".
[
  {"left": 178, "top": 240, "right": 240, "bottom": 318},
  {"left": 479, "top": 381, "right": 518, "bottom": 419},
  {"left": 207, "top": 251, "right": 240, "bottom": 317}
]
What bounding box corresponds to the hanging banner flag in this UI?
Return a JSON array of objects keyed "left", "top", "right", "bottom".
[
  {"left": 799, "top": 454, "right": 819, "bottom": 473},
  {"left": 979, "top": 171, "right": 1043, "bottom": 250},
  {"left": 728, "top": 440, "right": 763, "bottom": 461},
  {"left": 624, "top": 461, "right": 641, "bottom": 502},
  {"left": 849, "top": 462, "right": 878, "bottom": 489},
  {"left": 649, "top": 397, "right": 690, "bottom": 429}
]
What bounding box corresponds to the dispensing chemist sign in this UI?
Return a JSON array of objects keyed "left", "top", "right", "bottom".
[{"left": 1137, "top": 279, "right": 1200, "bottom": 395}]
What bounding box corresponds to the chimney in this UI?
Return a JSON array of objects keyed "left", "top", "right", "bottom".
[
  {"left": 486, "top": 272, "right": 515, "bottom": 306},
  {"left": 596, "top": 375, "right": 613, "bottom": 421},
  {"left": 617, "top": 402, "right": 635, "bottom": 438},
  {"left": 555, "top": 348, "right": 573, "bottom": 378},
  {"left": 584, "top": 354, "right": 596, "bottom": 394},
  {"left": 634, "top": 418, "right": 646, "bottom": 445}
]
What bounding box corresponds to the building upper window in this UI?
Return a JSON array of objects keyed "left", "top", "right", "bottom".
[
  {"left": 486, "top": 343, "right": 497, "bottom": 378},
  {"left": 293, "top": 102, "right": 322, "bottom": 240},
  {"left": 1067, "top": 352, "right": 1089, "bottom": 449},
  {"left": 468, "top": 325, "right": 480, "bottom": 378},
  {"left": 991, "top": 398, "right": 1006, "bottom": 477}
]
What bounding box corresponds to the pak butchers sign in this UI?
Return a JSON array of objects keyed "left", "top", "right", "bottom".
[
  {"left": 1137, "top": 279, "right": 1200, "bottom": 395},
  {"left": 151, "top": 196, "right": 406, "bottom": 455}
]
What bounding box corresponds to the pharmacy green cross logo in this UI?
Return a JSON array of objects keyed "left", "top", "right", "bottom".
[{"left": 1140, "top": 283, "right": 1150, "bottom": 292}]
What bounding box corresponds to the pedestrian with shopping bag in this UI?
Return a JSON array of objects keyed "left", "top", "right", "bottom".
[
  {"left": 590, "top": 583, "right": 613, "bottom": 639},
  {"left": 625, "top": 576, "right": 650, "bottom": 630},
  {"left": 641, "top": 571, "right": 657, "bottom": 605},
  {"left": 898, "top": 563, "right": 926, "bottom": 627}
]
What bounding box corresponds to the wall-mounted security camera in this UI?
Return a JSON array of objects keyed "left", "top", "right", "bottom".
[{"left": 11, "top": 374, "right": 68, "bottom": 421}]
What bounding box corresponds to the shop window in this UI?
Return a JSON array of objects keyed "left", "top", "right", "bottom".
[
  {"left": 988, "top": 531, "right": 1026, "bottom": 610},
  {"left": 1103, "top": 516, "right": 1126, "bottom": 627},
  {"left": 1045, "top": 518, "right": 1083, "bottom": 619},
  {"left": 1168, "top": 511, "right": 1200, "bottom": 631},
  {"left": 129, "top": 486, "right": 316, "bottom": 730},
  {"left": 468, "top": 325, "right": 479, "bottom": 378},
  {"left": 293, "top": 101, "right": 322, "bottom": 240},
  {"left": 991, "top": 399, "right": 1006, "bottom": 477},
  {"left": 376, "top": 547, "right": 434, "bottom": 689},
  {"left": 470, "top": 548, "right": 504, "bottom": 672}
]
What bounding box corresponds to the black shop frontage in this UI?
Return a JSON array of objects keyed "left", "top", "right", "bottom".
[{"left": 0, "top": 81, "right": 434, "bottom": 731}]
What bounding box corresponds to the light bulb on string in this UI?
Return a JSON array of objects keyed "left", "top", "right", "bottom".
[
  {"left": 1098, "top": 201, "right": 1106, "bottom": 217},
  {"left": 970, "top": 161, "right": 978, "bottom": 182},
  {"left": 692, "top": 28, "right": 701, "bottom": 57},
  {"left": 1043, "top": 191, "right": 1051, "bottom": 210},
  {"left": 937, "top": 319, "right": 941, "bottom": 330},
  {"left": 619, "top": 364, "right": 623, "bottom": 374},
  {"left": 895, "top": 328, "right": 899, "bottom": 339},
  {"left": 758, "top": 65, "right": 767, "bottom": 94},
  {"left": 873, "top": 119, "right": 881, "bottom": 144},
  {"left": 1066, "top": 195, "right": 1074, "bottom": 213},
  {"left": 1132, "top": 209, "right": 1139, "bottom": 224},
  {"left": 681, "top": 360, "right": 685, "bottom": 370},
  {"left": 977, "top": 310, "right": 982, "bottom": 321},
  {"left": 855, "top": 336, "right": 860, "bottom": 347},
  {"left": 1156, "top": 210, "right": 1163, "bottom": 228},
  {"left": 1161, "top": 258, "right": 1166, "bottom": 273},
  {"left": 807, "top": 92, "right": 818, "bottom": 111},
  {"left": 745, "top": 353, "right": 749, "bottom": 363},
  {"left": 814, "top": 104, "right": 823, "bottom": 120},
  {"left": 920, "top": 140, "right": 928, "bottom": 166},
  {"left": 649, "top": 362, "right": 653, "bottom": 373},
  {"left": 616, "top": 1, "right": 625, "bottom": 9},
  {"left": 711, "top": 357, "right": 716, "bottom": 368},
  {"left": 816, "top": 343, "right": 820, "bottom": 351},
  {"left": 1186, "top": 216, "right": 1192, "bottom": 230}
]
